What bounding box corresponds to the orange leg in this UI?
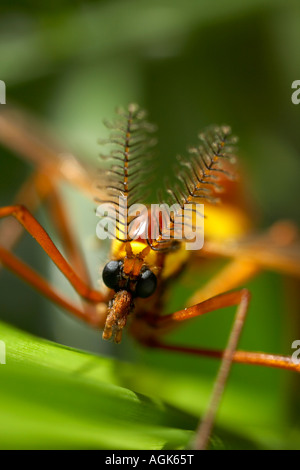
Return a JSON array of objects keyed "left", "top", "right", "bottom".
[
  {"left": 0, "top": 170, "right": 92, "bottom": 287},
  {"left": 137, "top": 289, "right": 300, "bottom": 450},
  {"left": 132, "top": 222, "right": 300, "bottom": 449},
  {"left": 0, "top": 173, "right": 42, "bottom": 252},
  {"left": 39, "top": 175, "right": 92, "bottom": 285},
  {"left": 0, "top": 109, "right": 108, "bottom": 326},
  {"left": 152, "top": 342, "right": 299, "bottom": 372},
  {"left": 144, "top": 289, "right": 250, "bottom": 450},
  {"left": 0, "top": 246, "right": 104, "bottom": 326},
  {"left": 199, "top": 221, "right": 300, "bottom": 278},
  {"left": 188, "top": 257, "right": 261, "bottom": 306},
  {"left": 0, "top": 205, "right": 106, "bottom": 308},
  {"left": 189, "top": 236, "right": 300, "bottom": 307},
  {"left": 0, "top": 108, "right": 104, "bottom": 285}
]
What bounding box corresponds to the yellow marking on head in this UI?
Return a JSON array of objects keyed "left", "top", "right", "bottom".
[
  {"left": 112, "top": 240, "right": 158, "bottom": 271},
  {"left": 110, "top": 203, "right": 250, "bottom": 281},
  {"left": 111, "top": 239, "right": 190, "bottom": 280}
]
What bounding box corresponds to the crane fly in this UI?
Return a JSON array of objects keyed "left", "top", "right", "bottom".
[{"left": 0, "top": 104, "right": 300, "bottom": 450}]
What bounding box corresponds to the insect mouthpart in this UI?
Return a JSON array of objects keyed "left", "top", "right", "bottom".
[{"left": 102, "top": 290, "right": 133, "bottom": 343}]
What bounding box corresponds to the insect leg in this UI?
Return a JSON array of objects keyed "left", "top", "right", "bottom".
[
  {"left": 192, "top": 289, "right": 250, "bottom": 450},
  {"left": 139, "top": 289, "right": 300, "bottom": 449},
  {"left": 188, "top": 231, "right": 300, "bottom": 306},
  {"left": 0, "top": 205, "right": 104, "bottom": 303},
  {"left": 38, "top": 174, "right": 92, "bottom": 285},
  {"left": 0, "top": 172, "right": 42, "bottom": 253},
  {"left": 0, "top": 245, "right": 105, "bottom": 326},
  {"left": 199, "top": 221, "right": 300, "bottom": 278},
  {"left": 137, "top": 290, "right": 249, "bottom": 449},
  {"left": 188, "top": 257, "right": 259, "bottom": 306}
]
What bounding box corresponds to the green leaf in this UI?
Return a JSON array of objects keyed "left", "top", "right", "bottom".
[
  {"left": 0, "top": 321, "right": 196, "bottom": 450},
  {"left": 1, "top": 319, "right": 299, "bottom": 450}
]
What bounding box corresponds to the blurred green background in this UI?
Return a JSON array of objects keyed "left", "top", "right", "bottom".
[{"left": 0, "top": 0, "right": 300, "bottom": 449}]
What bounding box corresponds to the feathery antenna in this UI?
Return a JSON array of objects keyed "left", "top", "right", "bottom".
[
  {"left": 96, "top": 104, "right": 157, "bottom": 242},
  {"left": 151, "top": 125, "right": 238, "bottom": 251}
]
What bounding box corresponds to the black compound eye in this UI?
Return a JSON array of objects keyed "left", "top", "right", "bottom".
[
  {"left": 102, "top": 260, "right": 122, "bottom": 290},
  {"left": 135, "top": 269, "right": 157, "bottom": 298}
]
